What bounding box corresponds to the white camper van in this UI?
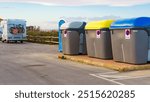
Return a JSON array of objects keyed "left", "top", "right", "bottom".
[
  {"left": 0, "top": 27, "right": 2, "bottom": 39},
  {"left": 1, "top": 19, "right": 26, "bottom": 43}
]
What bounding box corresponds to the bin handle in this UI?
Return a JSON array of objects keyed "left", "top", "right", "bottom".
[
  {"left": 111, "top": 30, "right": 114, "bottom": 34},
  {"left": 85, "top": 30, "right": 88, "bottom": 34}
]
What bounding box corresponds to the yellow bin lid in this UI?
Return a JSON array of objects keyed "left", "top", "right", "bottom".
[{"left": 85, "top": 20, "right": 115, "bottom": 30}]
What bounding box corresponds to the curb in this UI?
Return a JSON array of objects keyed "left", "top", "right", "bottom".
[{"left": 58, "top": 54, "right": 150, "bottom": 72}]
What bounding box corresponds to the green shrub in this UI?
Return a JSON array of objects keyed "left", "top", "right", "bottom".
[{"left": 27, "top": 28, "right": 58, "bottom": 44}]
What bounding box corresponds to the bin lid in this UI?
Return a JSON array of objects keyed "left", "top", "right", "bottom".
[
  {"left": 85, "top": 20, "right": 114, "bottom": 30},
  {"left": 59, "top": 20, "right": 65, "bottom": 27},
  {"left": 111, "top": 17, "right": 150, "bottom": 29},
  {"left": 60, "top": 21, "right": 86, "bottom": 30}
]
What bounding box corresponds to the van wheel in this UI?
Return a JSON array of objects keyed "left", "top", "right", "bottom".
[
  {"left": 20, "top": 41, "right": 23, "bottom": 43},
  {"left": 2, "top": 40, "right": 4, "bottom": 43},
  {"left": 6, "top": 40, "right": 9, "bottom": 43},
  {"left": 15, "top": 41, "right": 17, "bottom": 43}
]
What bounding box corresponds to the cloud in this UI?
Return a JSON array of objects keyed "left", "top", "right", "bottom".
[
  {"left": 40, "top": 21, "right": 58, "bottom": 30},
  {"left": 60, "top": 16, "right": 121, "bottom": 22},
  {"left": 0, "top": 6, "right": 16, "bottom": 9},
  {"left": 27, "top": 21, "right": 58, "bottom": 30},
  {"left": 0, "top": 0, "right": 150, "bottom": 6},
  {"left": 33, "top": 16, "right": 121, "bottom": 30}
]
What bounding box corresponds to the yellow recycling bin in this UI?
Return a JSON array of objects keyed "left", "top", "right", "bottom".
[{"left": 85, "top": 20, "right": 114, "bottom": 59}]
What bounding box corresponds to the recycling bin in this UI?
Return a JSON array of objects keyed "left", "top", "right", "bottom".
[
  {"left": 85, "top": 20, "right": 114, "bottom": 59},
  {"left": 60, "top": 21, "right": 87, "bottom": 55},
  {"left": 58, "top": 20, "right": 65, "bottom": 52},
  {"left": 110, "top": 17, "right": 150, "bottom": 64}
]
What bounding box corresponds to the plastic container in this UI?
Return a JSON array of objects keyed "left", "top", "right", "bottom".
[
  {"left": 60, "top": 21, "right": 87, "bottom": 55},
  {"left": 85, "top": 20, "right": 114, "bottom": 59},
  {"left": 110, "top": 17, "right": 150, "bottom": 64}
]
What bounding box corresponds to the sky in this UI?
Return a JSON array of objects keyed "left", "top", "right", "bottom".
[{"left": 0, "top": 0, "right": 150, "bottom": 30}]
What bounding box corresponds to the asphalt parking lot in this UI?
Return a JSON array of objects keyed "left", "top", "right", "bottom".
[{"left": 0, "top": 42, "right": 150, "bottom": 85}]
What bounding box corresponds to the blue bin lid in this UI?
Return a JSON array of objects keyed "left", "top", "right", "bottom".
[
  {"left": 60, "top": 21, "right": 86, "bottom": 30},
  {"left": 59, "top": 20, "right": 65, "bottom": 28},
  {"left": 111, "top": 17, "right": 150, "bottom": 29}
]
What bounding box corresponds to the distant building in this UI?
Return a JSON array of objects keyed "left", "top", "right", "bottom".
[
  {"left": 0, "top": 18, "right": 2, "bottom": 22},
  {"left": 27, "top": 26, "right": 40, "bottom": 31},
  {"left": 27, "top": 26, "right": 35, "bottom": 31}
]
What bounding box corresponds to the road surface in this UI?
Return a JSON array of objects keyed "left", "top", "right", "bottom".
[{"left": 0, "top": 42, "right": 150, "bottom": 85}]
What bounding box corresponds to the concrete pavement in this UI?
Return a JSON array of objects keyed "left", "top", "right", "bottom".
[{"left": 0, "top": 42, "right": 150, "bottom": 85}]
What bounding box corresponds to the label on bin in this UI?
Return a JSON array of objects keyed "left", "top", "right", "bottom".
[
  {"left": 96, "top": 30, "right": 101, "bottom": 38},
  {"left": 64, "top": 33, "right": 67, "bottom": 37},
  {"left": 64, "top": 30, "right": 67, "bottom": 37},
  {"left": 125, "top": 29, "right": 131, "bottom": 39}
]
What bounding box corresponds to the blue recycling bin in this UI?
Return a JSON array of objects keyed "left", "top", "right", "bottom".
[
  {"left": 58, "top": 20, "right": 65, "bottom": 52},
  {"left": 110, "top": 17, "right": 150, "bottom": 64}
]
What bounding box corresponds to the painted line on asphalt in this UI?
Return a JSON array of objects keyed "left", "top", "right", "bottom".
[
  {"left": 97, "top": 71, "right": 118, "bottom": 75},
  {"left": 112, "top": 75, "right": 150, "bottom": 81},
  {"left": 90, "top": 74, "right": 125, "bottom": 85},
  {"left": 99, "top": 75, "right": 128, "bottom": 79}
]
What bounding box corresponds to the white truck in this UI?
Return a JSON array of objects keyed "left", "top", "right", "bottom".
[{"left": 0, "top": 19, "right": 26, "bottom": 43}]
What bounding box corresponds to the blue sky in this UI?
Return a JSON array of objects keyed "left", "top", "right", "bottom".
[{"left": 0, "top": 1, "right": 150, "bottom": 30}]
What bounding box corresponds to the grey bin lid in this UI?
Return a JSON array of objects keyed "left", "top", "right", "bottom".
[{"left": 60, "top": 21, "right": 86, "bottom": 30}]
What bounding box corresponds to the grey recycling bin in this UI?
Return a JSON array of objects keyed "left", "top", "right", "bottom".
[
  {"left": 85, "top": 20, "right": 114, "bottom": 59},
  {"left": 110, "top": 17, "right": 150, "bottom": 64},
  {"left": 60, "top": 21, "right": 87, "bottom": 55}
]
